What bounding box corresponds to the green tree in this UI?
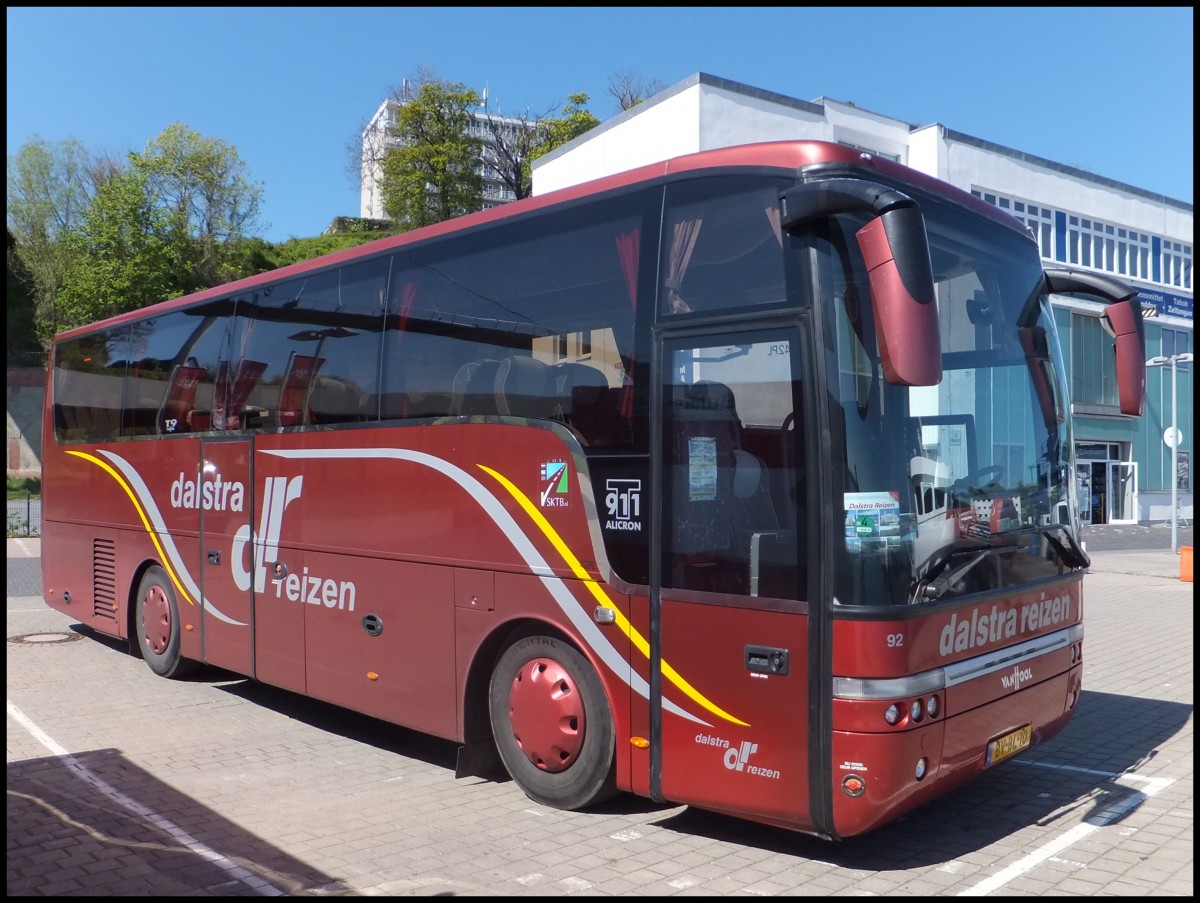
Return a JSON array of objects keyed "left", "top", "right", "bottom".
[
  {"left": 131, "top": 122, "right": 264, "bottom": 287},
  {"left": 267, "top": 232, "right": 391, "bottom": 269},
  {"left": 19, "top": 124, "right": 269, "bottom": 337},
  {"left": 529, "top": 93, "right": 601, "bottom": 171},
  {"left": 380, "top": 76, "right": 485, "bottom": 230},
  {"left": 6, "top": 230, "right": 39, "bottom": 355},
  {"left": 6, "top": 136, "right": 103, "bottom": 345},
  {"left": 54, "top": 169, "right": 184, "bottom": 330},
  {"left": 479, "top": 92, "right": 600, "bottom": 201}
]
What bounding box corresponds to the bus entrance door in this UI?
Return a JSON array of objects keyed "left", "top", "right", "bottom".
[
  {"left": 654, "top": 329, "right": 812, "bottom": 829},
  {"left": 197, "top": 437, "right": 256, "bottom": 678}
]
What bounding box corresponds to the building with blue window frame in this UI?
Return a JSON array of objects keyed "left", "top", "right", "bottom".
[{"left": 532, "top": 72, "right": 1193, "bottom": 525}]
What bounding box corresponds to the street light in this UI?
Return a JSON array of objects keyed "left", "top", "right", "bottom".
[{"left": 1146, "top": 351, "right": 1193, "bottom": 553}]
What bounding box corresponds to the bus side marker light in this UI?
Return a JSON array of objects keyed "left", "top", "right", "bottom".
[
  {"left": 915, "top": 758, "right": 928, "bottom": 780},
  {"left": 630, "top": 737, "right": 649, "bottom": 749},
  {"left": 186, "top": 624, "right": 194, "bottom": 632},
  {"left": 842, "top": 775, "right": 866, "bottom": 797},
  {"left": 367, "top": 672, "right": 379, "bottom": 681},
  {"left": 594, "top": 606, "right": 615, "bottom": 624}
]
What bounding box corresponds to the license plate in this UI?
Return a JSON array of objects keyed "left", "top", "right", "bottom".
[{"left": 986, "top": 724, "right": 1032, "bottom": 766}]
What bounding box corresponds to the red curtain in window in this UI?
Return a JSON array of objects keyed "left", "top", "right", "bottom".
[
  {"left": 616, "top": 228, "right": 640, "bottom": 420},
  {"left": 663, "top": 217, "right": 702, "bottom": 313}
]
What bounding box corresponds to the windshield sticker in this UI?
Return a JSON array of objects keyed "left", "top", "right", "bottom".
[
  {"left": 688, "top": 437, "right": 717, "bottom": 500},
  {"left": 845, "top": 491, "right": 911, "bottom": 551}
]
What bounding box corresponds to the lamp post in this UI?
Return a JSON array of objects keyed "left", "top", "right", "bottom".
[{"left": 1146, "top": 351, "right": 1193, "bottom": 553}]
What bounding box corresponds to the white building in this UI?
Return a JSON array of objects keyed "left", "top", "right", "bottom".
[
  {"left": 531, "top": 72, "right": 1193, "bottom": 526},
  {"left": 360, "top": 95, "right": 533, "bottom": 222}
]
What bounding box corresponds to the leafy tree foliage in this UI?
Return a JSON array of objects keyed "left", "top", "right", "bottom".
[
  {"left": 54, "top": 169, "right": 185, "bottom": 330},
  {"left": 529, "top": 93, "right": 601, "bottom": 171},
  {"left": 480, "top": 93, "right": 600, "bottom": 201},
  {"left": 6, "top": 137, "right": 101, "bottom": 344},
  {"left": 131, "top": 122, "right": 264, "bottom": 287},
  {"left": 6, "top": 230, "right": 39, "bottom": 355},
  {"left": 8, "top": 125, "right": 268, "bottom": 341},
  {"left": 267, "top": 232, "right": 392, "bottom": 268},
  {"left": 9, "top": 71, "right": 663, "bottom": 348},
  {"left": 380, "top": 77, "right": 485, "bottom": 230}
]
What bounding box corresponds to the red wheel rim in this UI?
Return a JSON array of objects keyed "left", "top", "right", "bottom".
[
  {"left": 142, "top": 584, "right": 171, "bottom": 656},
  {"left": 507, "top": 657, "right": 586, "bottom": 773}
]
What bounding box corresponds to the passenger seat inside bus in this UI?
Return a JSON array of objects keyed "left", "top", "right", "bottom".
[
  {"left": 550, "top": 361, "right": 609, "bottom": 444},
  {"left": 308, "top": 378, "right": 368, "bottom": 424},
  {"left": 449, "top": 359, "right": 501, "bottom": 417},
  {"left": 669, "top": 380, "right": 782, "bottom": 595},
  {"left": 494, "top": 356, "right": 557, "bottom": 422}
]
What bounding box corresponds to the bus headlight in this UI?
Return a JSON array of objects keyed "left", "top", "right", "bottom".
[
  {"left": 884, "top": 704, "right": 901, "bottom": 725},
  {"left": 910, "top": 699, "right": 925, "bottom": 722}
]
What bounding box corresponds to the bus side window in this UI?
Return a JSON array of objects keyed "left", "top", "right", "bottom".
[
  {"left": 158, "top": 364, "right": 205, "bottom": 435},
  {"left": 449, "top": 359, "right": 501, "bottom": 417},
  {"left": 551, "top": 362, "right": 609, "bottom": 444},
  {"left": 495, "top": 356, "right": 557, "bottom": 422}
]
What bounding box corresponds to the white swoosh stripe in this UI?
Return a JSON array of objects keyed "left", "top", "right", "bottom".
[
  {"left": 98, "top": 450, "right": 246, "bottom": 626},
  {"left": 263, "top": 446, "right": 707, "bottom": 725}
]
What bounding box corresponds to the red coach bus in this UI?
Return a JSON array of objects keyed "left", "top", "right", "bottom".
[{"left": 40, "top": 141, "right": 1147, "bottom": 839}]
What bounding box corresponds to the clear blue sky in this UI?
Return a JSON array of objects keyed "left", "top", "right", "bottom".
[{"left": 7, "top": 7, "right": 1194, "bottom": 244}]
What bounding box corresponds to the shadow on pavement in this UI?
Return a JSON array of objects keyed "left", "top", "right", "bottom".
[
  {"left": 7, "top": 748, "right": 351, "bottom": 896},
  {"left": 644, "top": 688, "right": 1190, "bottom": 866}
]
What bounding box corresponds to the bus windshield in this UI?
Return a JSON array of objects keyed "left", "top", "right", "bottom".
[{"left": 822, "top": 193, "right": 1081, "bottom": 607}]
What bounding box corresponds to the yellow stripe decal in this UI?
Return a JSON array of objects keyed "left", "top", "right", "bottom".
[
  {"left": 479, "top": 464, "right": 749, "bottom": 727},
  {"left": 66, "top": 450, "right": 197, "bottom": 608}
]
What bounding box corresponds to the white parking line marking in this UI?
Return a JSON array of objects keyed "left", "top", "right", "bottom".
[
  {"left": 7, "top": 699, "right": 287, "bottom": 896},
  {"left": 958, "top": 765, "right": 1173, "bottom": 896}
]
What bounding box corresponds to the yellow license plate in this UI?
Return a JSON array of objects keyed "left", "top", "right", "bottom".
[{"left": 986, "top": 724, "right": 1032, "bottom": 766}]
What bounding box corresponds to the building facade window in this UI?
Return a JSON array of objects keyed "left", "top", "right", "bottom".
[
  {"left": 1069, "top": 312, "right": 1118, "bottom": 407},
  {"left": 973, "top": 190, "right": 1191, "bottom": 294}
]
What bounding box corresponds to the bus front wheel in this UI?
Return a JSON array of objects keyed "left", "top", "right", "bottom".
[
  {"left": 135, "top": 565, "right": 197, "bottom": 679},
  {"left": 489, "top": 634, "right": 617, "bottom": 811}
]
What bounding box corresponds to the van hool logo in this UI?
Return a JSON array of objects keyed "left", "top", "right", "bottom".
[
  {"left": 605, "top": 478, "right": 642, "bottom": 531},
  {"left": 539, "top": 460, "right": 570, "bottom": 508},
  {"left": 1000, "top": 665, "right": 1033, "bottom": 691}
]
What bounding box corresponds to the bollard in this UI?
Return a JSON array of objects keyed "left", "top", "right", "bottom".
[{"left": 1181, "top": 546, "right": 1193, "bottom": 583}]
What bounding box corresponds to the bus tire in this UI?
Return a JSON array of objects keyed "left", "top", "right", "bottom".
[
  {"left": 489, "top": 633, "right": 617, "bottom": 811},
  {"left": 135, "top": 565, "right": 197, "bottom": 679}
]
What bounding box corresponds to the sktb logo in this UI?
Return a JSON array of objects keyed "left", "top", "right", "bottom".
[
  {"left": 605, "top": 479, "right": 642, "bottom": 532},
  {"left": 539, "top": 460, "right": 570, "bottom": 508}
]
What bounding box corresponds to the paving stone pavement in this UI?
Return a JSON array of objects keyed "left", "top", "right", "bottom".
[{"left": 7, "top": 534, "right": 1192, "bottom": 896}]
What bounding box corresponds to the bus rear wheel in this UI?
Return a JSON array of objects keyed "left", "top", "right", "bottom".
[
  {"left": 135, "top": 565, "right": 197, "bottom": 678},
  {"left": 489, "top": 633, "right": 617, "bottom": 811}
]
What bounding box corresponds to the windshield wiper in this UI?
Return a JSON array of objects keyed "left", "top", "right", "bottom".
[
  {"left": 911, "top": 541, "right": 1021, "bottom": 603},
  {"left": 909, "top": 524, "right": 1091, "bottom": 604},
  {"left": 991, "top": 522, "right": 1091, "bottom": 570}
]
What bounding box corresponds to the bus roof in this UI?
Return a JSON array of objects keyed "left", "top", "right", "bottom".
[{"left": 52, "top": 139, "right": 1029, "bottom": 342}]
